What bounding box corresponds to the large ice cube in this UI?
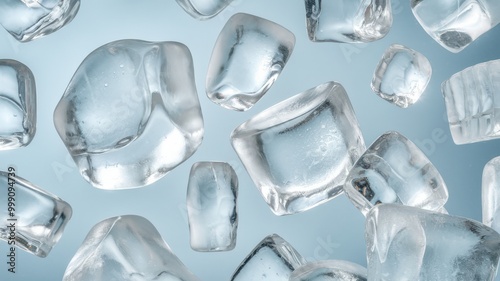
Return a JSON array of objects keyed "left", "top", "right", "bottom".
[
  {"left": 206, "top": 13, "right": 295, "bottom": 111},
  {"left": 304, "top": 0, "right": 392, "bottom": 43},
  {"left": 230, "top": 234, "right": 306, "bottom": 281},
  {"left": 366, "top": 204, "right": 500, "bottom": 281},
  {"left": 344, "top": 131, "right": 448, "bottom": 216},
  {"left": 176, "top": 0, "right": 234, "bottom": 20},
  {"left": 187, "top": 161, "right": 238, "bottom": 252},
  {"left": 441, "top": 59, "right": 500, "bottom": 144},
  {"left": 63, "top": 215, "right": 200, "bottom": 281},
  {"left": 53, "top": 40, "right": 204, "bottom": 190},
  {"left": 483, "top": 156, "right": 500, "bottom": 233},
  {"left": 0, "top": 59, "right": 36, "bottom": 150},
  {"left": 231, "top": 81, "right": 365, "bottom": 215},
  {"left": 411, "top": 0, "right": 500, "bottom": 52},
  {"left": 371, "top": 44, "right": 432, "bottom": 108},
  {"left": 0, "top": 0, "right": 80, "bottom": 42},
  {"left": 0, "top": 171, "right": 72, "bottom": 257},
  {"left": 289, "top": 260, "right": 367, "bottom": 281}
]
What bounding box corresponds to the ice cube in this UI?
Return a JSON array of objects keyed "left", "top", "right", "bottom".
[
  {"left": 187, "top": 161, "right": 238, "bottom": 252},
  {"left": 0, "top": 171, "right": 72, "bottom": 257},
  {"left": 304, "top": 0, "right": 392, "bottom": 43},
  {"left": 441, "top": 59, "right": 500, "bottom": 145},
  {"left": 230, "top": 234, "right": 306, "bottom": 281},
  {"left": 231, "top": 81, "right": 365, "bottom": 215},
  {"left": 176, "top": 0, "right": 234, "bottom": 20},
  {"left": 289, "top": 260, "right": 367, "bottom": 281},
  {"left": 483, "top": 156, "right": 500, "bottom": 233},
  {"left": 0, "top": 59, "right": 36, "bottom": 150},
  {"left": 53, "top": 40, "right": 204, "bottom": 190},
  {"left": 411, "top": 0, "right": 500, "bottom": 52},
  {"left": 0, "top": 0, "right": 80, "bottom": 42},
  {"left": 63, "top": 215, "right": 200, "bottom": 281},
  {"left": 344, "top": 131, "right": 448, "bottom": 216},
  {"left": 206, "top": 13, "right": 295, "bottom": 111},
  {"left": 371, "top": 44, "right": 432, "bottom": 108},
  {"left": 366, "top": 204, "right": 500, "bottom": 280}
]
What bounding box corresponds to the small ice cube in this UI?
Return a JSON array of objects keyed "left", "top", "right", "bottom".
[
  {"left": 63, "top": 215, "right": 200, "bottom": 281},
  {"left": 483, "top": 156, "right": 500, "bottom": 233},
  {"left": 187, "top": 161, "right": 238, "bottom": 252},
  {"left": 176, "top": 0, "right": 234, "bottom": 20},
  {"left": 366, "top": 204, "right": 500, "bottom": 280},
  {"left": 0, "top": 0, "right": 80, "bottom": 42},
  {"left": 344, "top": 131, "right": 448, "bottom": 216},
  {"left": 304, "top": 0, "right": 392, "bottom": 43},
  {"left": 290, "top": 260, "right": 367, "bottom": 281},
  {"left": 230, "top": 234, "right": 306, "bottom": 281},
  {"left": 441, "top": 59, "right": 500, "bottom": 144},
  {"left": 231, "top": 81, "right": 365, "bottom": 215},
  {"left": 0, "top": 171, "right": 72, "bottom": 257},
  {"left": 206, "top": 13, "right": 295, "bottom": 111},
  {"left": 371, "top": 44, "right": 432, "bottom": 108},
  {"left": 0, "top": 59, "right": 36, "bottom": 150}
]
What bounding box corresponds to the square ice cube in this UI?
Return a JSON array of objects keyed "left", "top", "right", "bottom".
[
  {"left": 176, "top": 0, "right": 234, "bottom": 20},
  {"left": 482, "top": 156, "right": 500, "bottom": 233}
]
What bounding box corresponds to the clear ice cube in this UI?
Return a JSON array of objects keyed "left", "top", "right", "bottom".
[
  {"left": 176, "top": 0, "right": 234, "bottom": 20},
  {"left": 0, "top": 0, "right": 80, "bottom": 42},
  {"left": 371, "top": 44, "right": 432, "bottom": 108},
  {"left": 441, "top": 59, "right": 500, "bottom": 144},
  {"left": 411, "top": 0, "right": 500, "bottom": 52},
  {"left": 289, "top": 260, "right": 367, "bottom": 281},
  {"left": 187, "top": 161, "right": 238, "bottom": 252},
  {"left": 230, "top": 234, "right": 306, "bottom": 281},
  {"left": 206, "top": 13, "right": 295, "bottom": 111},
  {"left": 0, "top": 59, "right": 36, "bottom": 150},
  {"left": 344, "top": 131, "right": 448, "bottom": 216},
  {"left": 63, "top": 215, "right": 200, "bottom": 281},
  {"left": 304, "top": 0, "right": 392, "bottom": 43},
  {"left": 366, "top": 204, "right": 500, "bottom": 281},
  {"left": 53, "top": 40, "right": 204, "bottom": 190},
  {"left": 0, "top": 171, "right": 72, "bottom": 257},
  {"left": 483, "top": 156, "right": 500, "bottom": 233},
  {"left": 231, "top": 81, "right": 366, "bottom": 215}
]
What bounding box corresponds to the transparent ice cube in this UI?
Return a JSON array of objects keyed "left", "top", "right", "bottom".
[
  {"left": 231, "top": 81, "right": 365, "bottom": 215},
  {"left": 53, "top": 40, "right": 204, "bottom": 190},
  {"left": 483, "top": 156, "right": 500, "bottom": 233},
  {"left": 366, "top": 204, "right": 500, "bottom": 281},
  {"left": 441, "top": 59, "right": 500, "bottom": 144},
  {"left": 176, "top": 0, "right": 234, "bottom": 20},
  {"left": 0, "top": 0, "right": 80, "bottom": 42},
  {"left": 187, "top": 161, "right": 238, "bottom": 252},
  {"left": 304, "top": 0, "right": 392, "bottom": 43},
  {"left": 344, "top": 131, "right": 448, "bottom": 216},
  {"left": 0, "top": 59, "right": 36, "bottom": 150},
  {"left": 206, "top": 13, "right": 295, "bottom": 111},
  {"left": 63, "top": 215, "right": 200, "bottom": 281},
  {"left": 0, "top": 171, "right": 72, "bottom": 257},
  {"left": 289, "top": 260, "right": 367, "bottom": 281},
  {"left": 230, "top": 234, "right": 306, "bottom": 281},
  {"left": 371, "top": 44, "right": 432, "bottom": 108},
  {"left": 411, "top": 0, "right": 500, "bottom": 52}
]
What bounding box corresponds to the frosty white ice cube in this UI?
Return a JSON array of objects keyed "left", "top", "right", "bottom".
[
  {"left": 206, "top": 13, "right": 295, "bottom": 111},
  {"left": 54, "top": 40, "right": 204, "bottom": 190},
  {"left": 289, "top": 260, "right": 367, "bottom": 281},
  {"left": 371, "top": 44, "right": 432, "bottom": 108},
  {"left": 483, "top": 156, "right": 500, "bottom": 233},
  {"left": 0, "top": 59, "right": 36, "bottom": 150},
  {"left": 304, "top": 0, "right": 392, "bottom": 43},
  {"left": 176, "top": 0, "right": 234, "bottom": 20},
  {"left": 231, "top": 81, "right": 365, "bottom": 215}
]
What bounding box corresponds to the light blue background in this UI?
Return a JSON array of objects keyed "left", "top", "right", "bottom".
[{"left": 1, "top": 0, "right": 500, "bottom": 280}]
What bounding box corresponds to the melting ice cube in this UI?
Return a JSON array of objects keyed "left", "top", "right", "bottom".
[
  {"left": 53, "top": 40, "right": 204, "bottom": 190},
  {"left": 0, "top": 171, "right": 72, "bottom": 257},
  {"left": 176, "top": 0, "right": 234, "bottom": 20},
  {"left": 187, "top": 161, "right": 238, "bottom": 252},
  {"left": 206, "top": 13, "right": 295, "bottom": 111},
  {"left": 0, "top": 0, "right": 80, "bottom": 42},
  {"left": 483, "top": 156, "right": 500, "bottom": 233},
  {"left": 371, "top": 44, "right": 432, "bottom": 108},
  {"left": 0, "top": 59, "right": 36, "bottom": 150},
  {"left": 289, "top": 260, "right": 367, "bottom": 281},
  {"left": 231, "top": 81, "right": 365, "bottom": 215}
]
